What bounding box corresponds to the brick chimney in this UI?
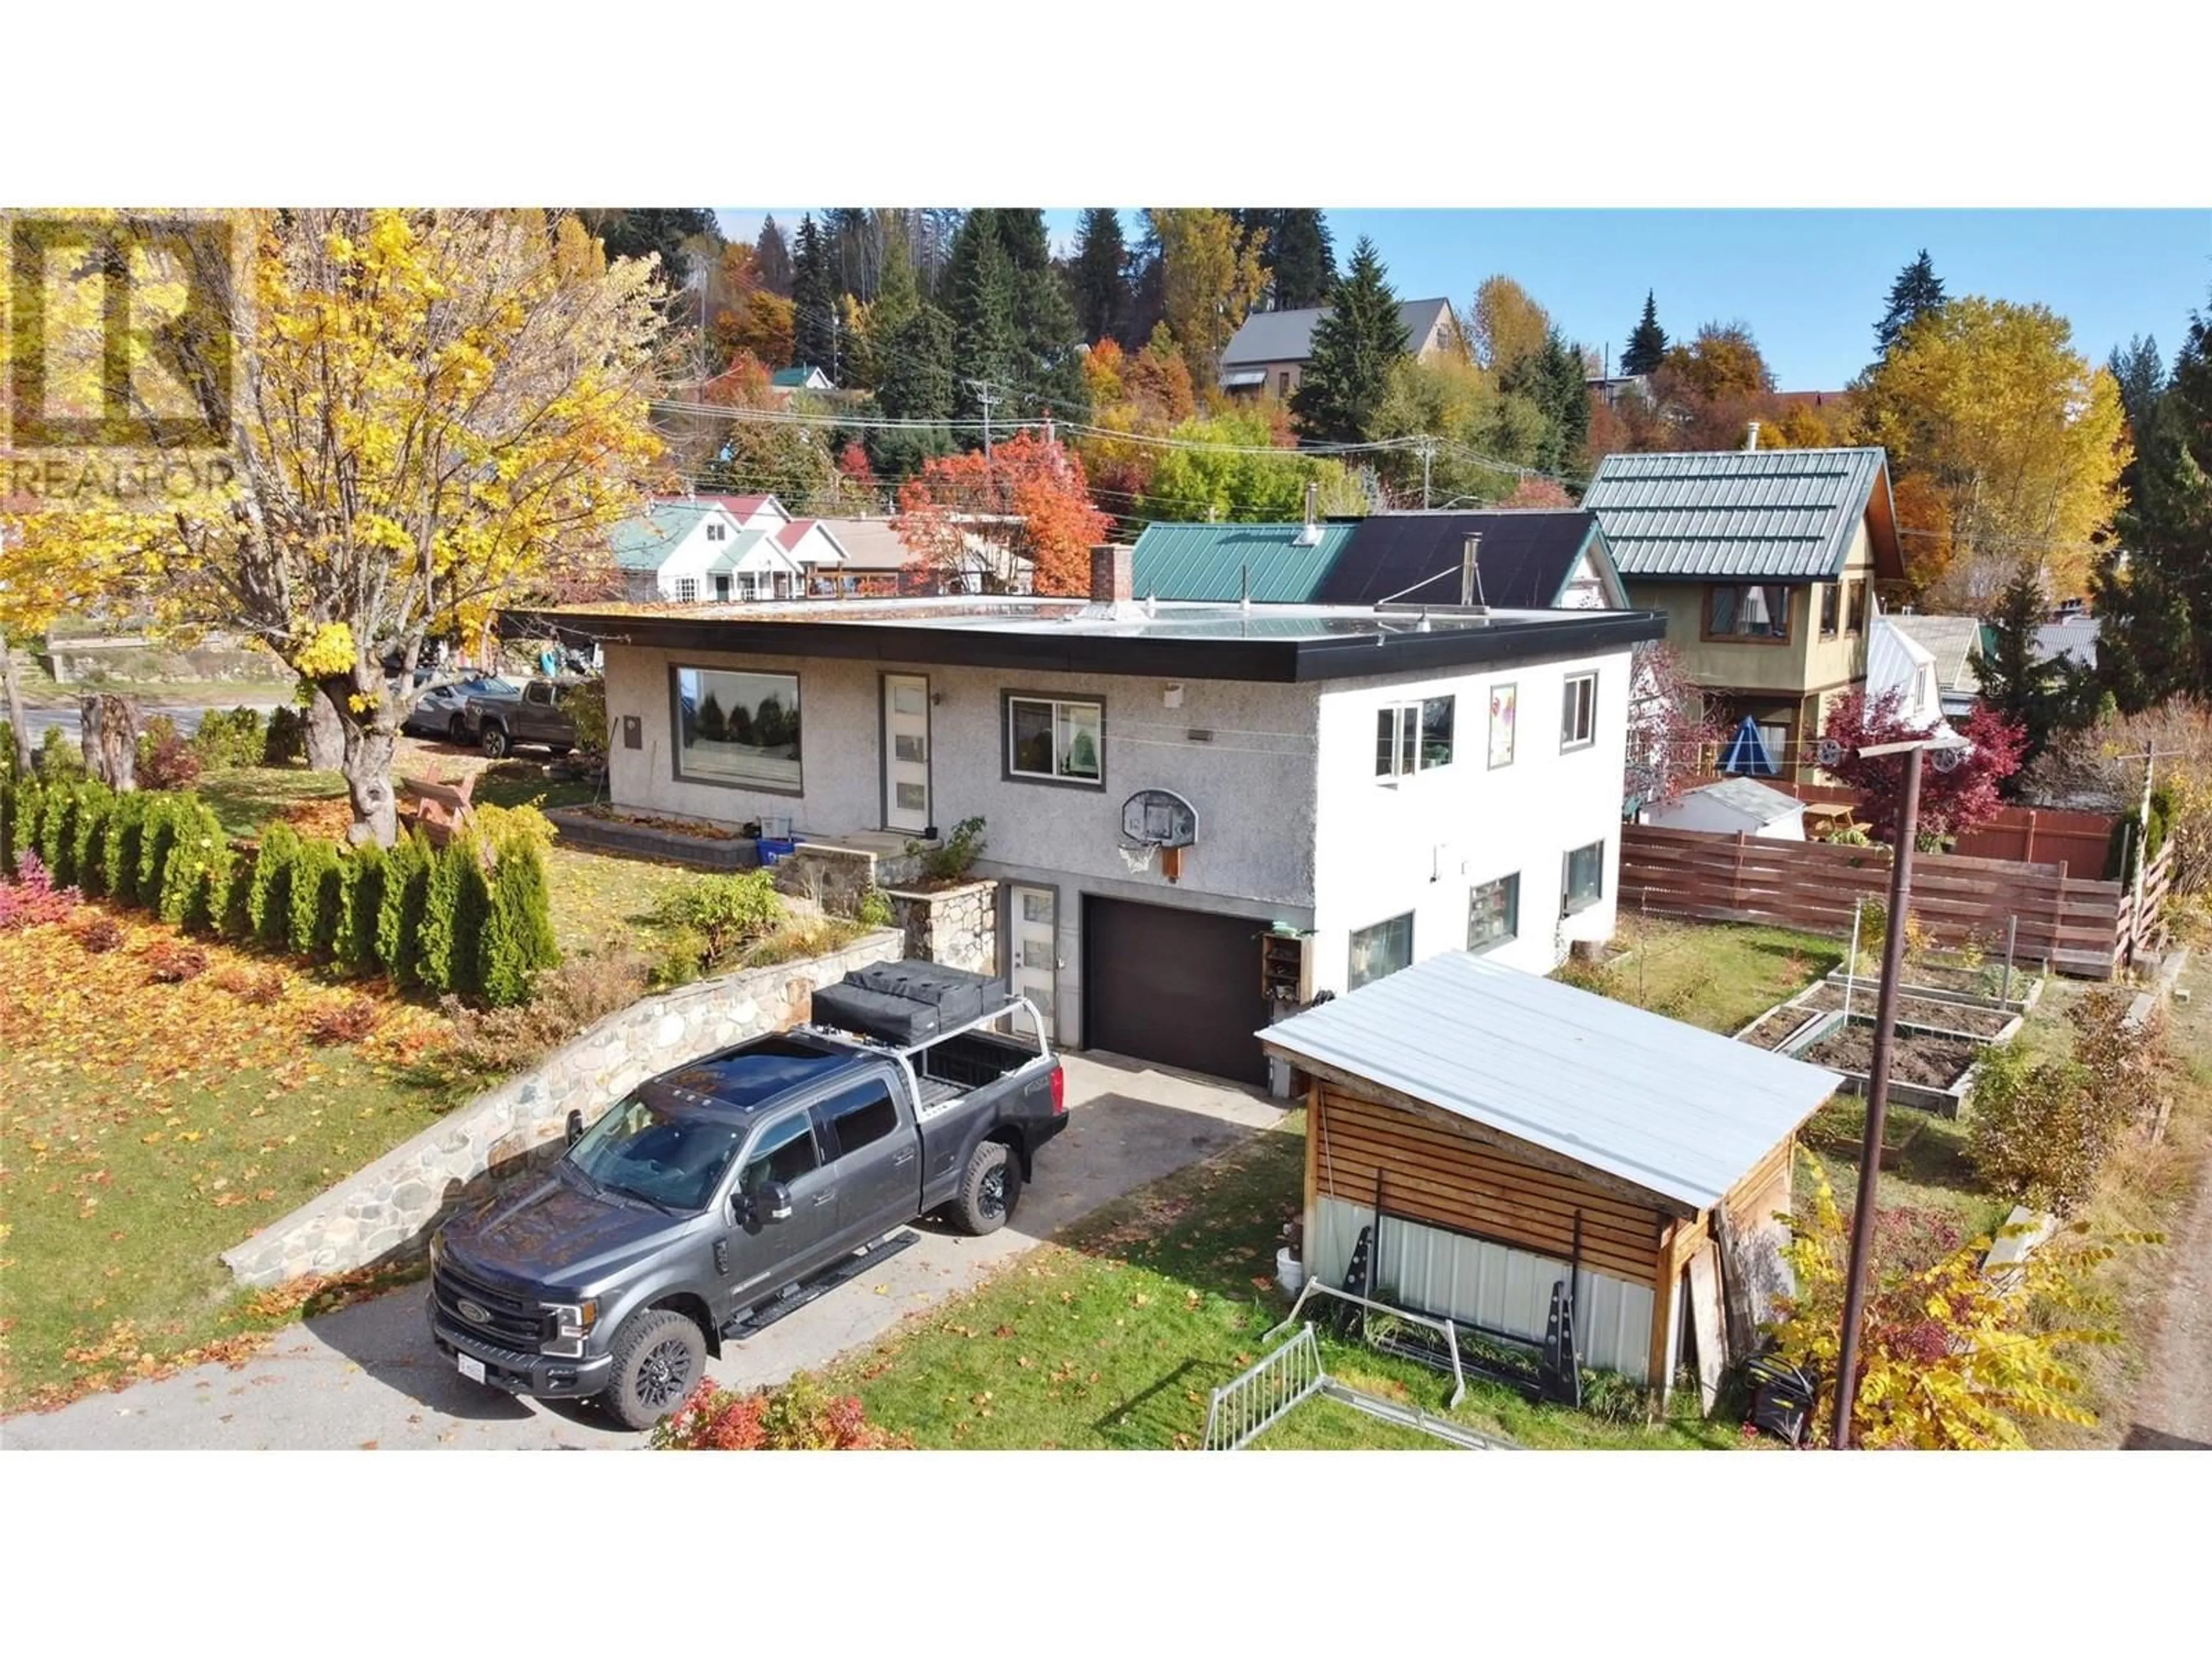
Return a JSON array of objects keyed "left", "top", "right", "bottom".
[{"left": 1090, "top": 543, "right": 1134, "bottom": 605}]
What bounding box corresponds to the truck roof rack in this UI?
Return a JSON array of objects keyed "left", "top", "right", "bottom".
[{"left": 809, "top": 961, "right": 1016, "bottom": 1049}]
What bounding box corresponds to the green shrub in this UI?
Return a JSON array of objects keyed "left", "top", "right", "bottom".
[
  {"left": 101, "top": 790, "right": 149, "bottom": 907},
  {"left": 478, "top": 841, "right": 560, "bottom": 1006},
  {"left": 287, "top": 836, "right": 346, "bottom": 959},
  {"left": 334, "top": 843, "right": 388, "bottom": 975},
  {"left": 649, "top": 925, "right": 708, "bottom": 990},
  {"left": 215, "top": 844, "right": 257, "bottom": 938},
  {"left": 191, "top": 706, "right": 267, "bottom": 771},
  {"left": 0, "top": 775, "right": 25, "bottom": 876},
  {"left": 418, "top": 838, "right": 490, "bottom": 997},
  {"left": 36, "top": 725, "right": 86, "bottom": 783},
  {"left": 651, "top": 870, "right": 784, "bottom": 965},
  {"left": 248, "top": 820, "right": 302, "bottom": 945},
  {"left": 262, "top": 705, "right": 306, "bottom": 766},
  {"left": 856, "top": 885, "right": 894, "bottom": 928},
  {"left": 67, "top": 781, "right": 116, "bottom": 895},
  {"left": 36, "top": 781, "right": 76, "bottom": 881},
  {"left": 155, "top": 796, "right": 228, "bottom": 927},
  {"left": 564, "top": 678, "right": 609, "bottom": 759},
  {"left": 377, "top": 832, "right": 434, "bottom": 988},
  {"left": 136, "top": 795, "right": 185, "bottom": 907},
  {"left": 907, "top": 815, "right": 986, "bottom": 885},
  {"left": 0, "top": 719, "right": 15, "bottom": 782}
]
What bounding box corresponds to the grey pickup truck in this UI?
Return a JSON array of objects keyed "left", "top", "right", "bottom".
[
  {"left": 427, "top": 962, "right": 1067, "bottom": 1429},
  {"left": 464, "top": 676, "right": 582, "bottom": 759}
]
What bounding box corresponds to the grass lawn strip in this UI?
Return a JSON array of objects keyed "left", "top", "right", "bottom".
[
  {"left": 1568, "top": 916, "right": 1844, "bottom": 1036},
  {"left": 0, "top": 911, "right": 463, "bottom": 1412},
  {"left": 829, "top": 1115, "right": 1738, "bottom": 1450}
]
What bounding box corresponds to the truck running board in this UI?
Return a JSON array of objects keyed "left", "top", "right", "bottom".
[{"left": 719, "top": 1230, "right": 922, "bottom": 1340}]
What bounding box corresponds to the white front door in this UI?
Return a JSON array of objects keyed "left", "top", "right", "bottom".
[
  {"left": 883, "top": 673, "right": 931, "bottom": 833},
  {"left": 1007, "top": 885, "right": 1056, "bottom": 1037}
]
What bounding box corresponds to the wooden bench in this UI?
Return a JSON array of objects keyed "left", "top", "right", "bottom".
[{"left": 399, "top": 773, "right": 478, "bottom": 848}]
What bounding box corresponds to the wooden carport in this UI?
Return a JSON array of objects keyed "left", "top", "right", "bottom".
[{"left": 1261, "top": 952, "right": 1840, "bottom": 1404}]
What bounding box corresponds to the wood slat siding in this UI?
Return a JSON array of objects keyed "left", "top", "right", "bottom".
[
  {"left": 1619, "top": 823, "right": 2129, "bottom": 976},
  {"left": 1313, "top": 1087, "right": 1669, "bottom": 1289}
]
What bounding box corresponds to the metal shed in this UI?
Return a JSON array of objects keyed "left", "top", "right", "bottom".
[
  {"left": 1642, "top": 777, "right": 1808, "bottom": 840},
  {"left": 1260, "top": 952, "right": 1841, "bottom": 1403}
]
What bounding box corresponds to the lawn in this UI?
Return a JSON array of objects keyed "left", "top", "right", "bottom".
[
  {"left": 1563, "top": 913, "right": 1843, "bottom": 1036},
  {"left": 827, "top": 1114, "right": 1740, "bottom": 1451},
  {"left": 0, "top": 910, "right": 463, "bottom": 1412}
]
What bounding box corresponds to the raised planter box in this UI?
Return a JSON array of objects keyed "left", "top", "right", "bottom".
[
  {"left": 546, "top": 805, "right": 757, "bottom": 871},
  {"left": 1821, "top": 962, "right": 2043, "bottom": 1018},
  {"left": 885, "top": 878, "right": 998, "bottom": 976},
  {"left": 1777, "top": 1007, "right": 1984, "bottom": 1118}
]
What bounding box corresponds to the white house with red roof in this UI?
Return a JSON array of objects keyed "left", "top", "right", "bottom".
[{"left": 609, "top": 495, "right": 863, "bottom": 603}]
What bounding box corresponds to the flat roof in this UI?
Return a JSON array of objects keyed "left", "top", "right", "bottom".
[
  {"left": 1259, "top": 952, "right": 1840, "bottom": 1213},
  {"left": 505, "top": 596, "right": 1666, "bottom": 683}
]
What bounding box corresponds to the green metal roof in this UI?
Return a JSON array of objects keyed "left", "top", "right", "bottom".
[
  {"left": 1128, "top": 521, "right": 1359, "bottom": 604},
  {"left": 611, "top": 502, "right": 717, "bottom": 571},
  {"left": 1581, "top": 446, "right": 1897, "bottom": 581},
  {"left": 705, "top": 528, "right": 775, "bottom": 573},
  {"left": 771, "top": 366, "right": 823, "bottom": 387}
]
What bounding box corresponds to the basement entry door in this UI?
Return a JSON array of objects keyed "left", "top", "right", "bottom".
[
  {"left": 882, "top": 674, "right": 931, "bottom": 833},
  {"left": 1083, "top": 896, "right": 1270, "bottom": 1086}
]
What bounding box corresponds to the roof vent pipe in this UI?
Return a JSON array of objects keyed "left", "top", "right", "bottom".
[
  {"left": 1746, "top": 420, "right": 1762, "bottom": 451},
  {"left": 1240, "top": 562, "right": 1251, "bottom": 613},
  {"left": 1460, "top": 533, "right": 1486, "bottom": 608},
  {"left": 1293, "top": 480, "right": 1321, "bottom": 547}
]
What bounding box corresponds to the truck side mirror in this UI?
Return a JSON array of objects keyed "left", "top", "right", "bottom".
[
  {"left": 566, "top": 1109, "right": 585, "bottom": 1147},
  {"left": 759, "top": 1181, "right": 793, "bottom": 1224}
]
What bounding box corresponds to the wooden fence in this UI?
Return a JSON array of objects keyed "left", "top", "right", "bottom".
[
  {"left": 1681, "top": 774, "right": 2121, "bottom": 873},
  {"left": 1618, "top": 823, "right": 2143, "bottom": 979}
]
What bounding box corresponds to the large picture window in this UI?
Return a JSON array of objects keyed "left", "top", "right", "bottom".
[
  {"left": 1005, "top": 694, "right": 1104, "bottom": 786},
  {"left": 672, "top": 666, "right": 802, "bottom": 793},
  {"left": 1707, "top": 584, "right": 1790, "bottom": 642},
  {"left": 1349, "top": 914, "right": 1414, "bottom": 990},
  {"left": 1468, "top": 874, "right": 1518, "bottom": 953}
]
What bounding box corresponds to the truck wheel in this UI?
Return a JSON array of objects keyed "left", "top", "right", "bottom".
[
  {"left": 480, "top": 724, "right": 510, "bottom": 759},
  {"left": 604, "top": 1308, "right": 706, "bottom": 1431},
  {"left": 953, "top": 1140, "right": 1021, "bottom": 1236}
]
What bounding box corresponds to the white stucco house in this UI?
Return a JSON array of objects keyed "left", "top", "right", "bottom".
[
  {"left": 612, "top": 497, "right": 857, "bottom": 603},
  {"left": 519, "top": 548, "right": 1665, "bottom": 1088}
]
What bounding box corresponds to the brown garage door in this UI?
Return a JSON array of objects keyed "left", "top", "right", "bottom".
[{"left": 1083, "top": 897, "right": 1270, "bottom": 1086}]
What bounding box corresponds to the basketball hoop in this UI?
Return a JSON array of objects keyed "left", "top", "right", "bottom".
[{"left": 1116, "top": 839, "right": 1159, "bottom": 878}]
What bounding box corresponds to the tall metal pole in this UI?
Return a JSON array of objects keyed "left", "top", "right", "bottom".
[{"left": 1830, "top": 745, "right": 1924, "bottom": 1449}]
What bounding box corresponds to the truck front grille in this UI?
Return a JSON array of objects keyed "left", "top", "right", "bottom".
[{"left": 431, "top": 1259, "right": 547, "bottom": 1353}]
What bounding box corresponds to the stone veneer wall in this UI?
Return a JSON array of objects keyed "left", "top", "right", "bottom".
[
  {"left": 220, "top": 928, "right": 904, "bottom": 1289},
  {"left": 887, "top": 880, "right": 998, "bottom": 976}
]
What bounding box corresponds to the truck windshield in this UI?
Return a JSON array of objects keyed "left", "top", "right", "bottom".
[{"left": 566, "top": 1094, "right": 743, "bottom": 1214}]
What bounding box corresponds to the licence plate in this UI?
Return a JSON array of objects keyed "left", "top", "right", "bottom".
[{"left": 457, "top": 1353, "right": 487, "bottom": 1385}]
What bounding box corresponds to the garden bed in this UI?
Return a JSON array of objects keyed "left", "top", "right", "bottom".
[
  {"left": 1786, "top": 982, "right": 2021, "bottom": 1041},
  {"left": 1770, "top": 1008, "right": 1987, "bottom": 1116},
  {"left": 544, "top": 805, "right": 757, "bottom": 870},
  {"left": 1823, "top": 958, "right": 2043, "bottom": 1016}
]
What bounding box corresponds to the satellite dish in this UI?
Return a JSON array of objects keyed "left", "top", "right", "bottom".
[{"left": 1816, "top": 736, "right": 1846, "bottom": 768}]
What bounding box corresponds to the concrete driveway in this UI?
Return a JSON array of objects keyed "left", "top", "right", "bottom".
[{"left": 2, "top": 1054, "right": 1283, "bottom": 1450}]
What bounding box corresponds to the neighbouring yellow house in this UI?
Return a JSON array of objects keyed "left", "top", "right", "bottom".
[{"left": 1581, "top": 446, "right": 1907, "bottom": 779}]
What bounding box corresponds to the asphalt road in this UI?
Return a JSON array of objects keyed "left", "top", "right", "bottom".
[
  {"left": 1, "top": 1055, "right": 1285, "bottom": 1451},
  {"left": 14, "top": 700, "right": 285, "bottom": 744}
]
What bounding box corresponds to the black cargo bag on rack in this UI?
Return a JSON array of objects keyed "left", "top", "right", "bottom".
[{"left": 810, "top": 961, "right": 1010, "bottom": 1046}]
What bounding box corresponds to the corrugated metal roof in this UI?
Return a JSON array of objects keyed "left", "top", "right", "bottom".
[
  {"left": 611, "top": 502, "right": 718, "bottom": 571},
  {"left": 1682, "top": 776, "right": 1804, "bottom": 821},
  {"left": 1259, "top": 951, "right": 1840, "bottom": 1212},
  {"left": 1220, "top": 298, "right": 1453, "bottom": 369},
  {"left": 1582, "top": 447, "right": 1891, "bottom": 580},
  {"left": 1128, "top": 521, "right": 1358, "bottom": 603},
  {"left": 1884, "top": 614, "right": 1985, "bottom": 694}
]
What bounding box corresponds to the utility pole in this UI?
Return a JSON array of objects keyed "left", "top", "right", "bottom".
[
  {"left": 1827, "top": 728, "right": 1967, "bottom": 1448},
  {"left": 1416, "top": 438, "right": 1437, "bottom": 510},
  {"left": 965, "top": 378, "right": 998, "bottom": 461}
]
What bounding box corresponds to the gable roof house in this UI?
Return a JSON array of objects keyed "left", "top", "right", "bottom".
[
  {"left": 770, "top": 365, "right": 835, "bottom": 393},
  {"left": 1218, "top": 297, "right": 1459, "bottom": 397},
  {"left": 511, "top": 546, "right": 1666, "bottom": 1089},
  {"left": 1581, "top": 446, "right": 1906, "bottom": 781},
  {"left": 611, "top": 500, "right": 808, "bottom": 604},
  {"left": 1881, "top": 613, "right": 1987, "bottom": 719},
  {"left": 1129, "top": 509, "right": 1626, "bottom": 611}
]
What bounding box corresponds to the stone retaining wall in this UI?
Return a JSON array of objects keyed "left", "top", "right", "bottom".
[
  {"left": 220, "top": 928, "right": 904, "bottom": 1288},
  {"left": 888, "top": 879, "right": 998, "bottom": 976},
  {"left": 543, "top": 806, "right": 756, "bottom": 872}
]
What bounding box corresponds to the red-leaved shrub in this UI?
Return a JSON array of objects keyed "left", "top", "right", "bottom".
[
  {"left": 143, "top": 937, "right": 211, "bottom": 983},
  {"left": 69, "top": 909, "right": 125, "bottom": 953},
  {"left": 0, "top": 851, "right": 80, "bottom": 930},
  {"left": 306, "top": 995, "right": 381, "bottom": 1046},
  {"left": 647, "top": 1374, "right": 909, "bottom": 1450}
]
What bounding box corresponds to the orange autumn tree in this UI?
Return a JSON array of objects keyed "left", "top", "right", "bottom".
[{"left": 894, "top": 431, "right": 1111, "bottom": 596}]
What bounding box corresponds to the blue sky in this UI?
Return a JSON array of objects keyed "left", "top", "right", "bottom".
[{"left": 718, "top": 209, "right": 2209, "bottom": 389}]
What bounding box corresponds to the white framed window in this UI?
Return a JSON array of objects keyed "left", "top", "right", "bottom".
[
  {"left": 1561, "top": 673, "right": 1596, "bottom": 751},
  {"left": 1349, "top": 913, "right": 1414, "bottom": 990},
  {"left": 1376, "top": 695, "right": 1456, "bottom": 778},
  {"left": 674, "top": 577, "right": 699, "bottom": 603},
  {"left": 1562, "top": 840, "right": 1605, "bottom": 916},
  {"left": 1468, "top": 874, "right": 1518, "bottom": 953},
  {"left": 1005, "top": 694, "right": 1104, "bottom": 787},
  {"left": 705, "top": 521, "right": 726, "bottom": 543}
]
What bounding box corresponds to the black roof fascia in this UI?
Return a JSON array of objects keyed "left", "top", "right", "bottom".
[{"left": 503, "top": 608, "right": 1668, "bottom": 683}]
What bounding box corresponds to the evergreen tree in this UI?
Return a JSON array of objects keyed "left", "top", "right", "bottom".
[
  {"left": 873, "top": 224, "right": 920, "bottom": 334},
  {"left": 790, "top": 214, "right": 840, "bottom": 378},
  {"left": 1502, "top": 328, "right": 1593, "bottom": 477},
  {"left": 1971, "top": 565, "right": 2096, "bottom": 777},
  {"left": 1071, "top": 208, "right": 1130, "bottom": 343},
  {"left": 2097, "top": 292, "right": 2212, "bottom": 708},
  {"left": 876, "top": 303, "right": 956, "bottom": 424},
  {"left": 1291, "top": 238, "right": 1410, "bottom": 444},
  {"left": 755, "top": 214, "right": 793, "bottom": 296},
  {"left": 993, "top": 210, "right": 1090, "bottom": 422},
  {"left": 1621, "top": 290, "right": 1668, "bottom": 376},
  {"left": 1874, "top": 248, "right": 1948, "bottom": 357},
  {"left": 1244, "top": 209, "right": 1335, "bottom": 309},
  {"left": 579, "top": 209, "right": 715, "bottom": 275},
  {"left": 944, "top": 210, "right": 1020, "bottom": 426}
]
